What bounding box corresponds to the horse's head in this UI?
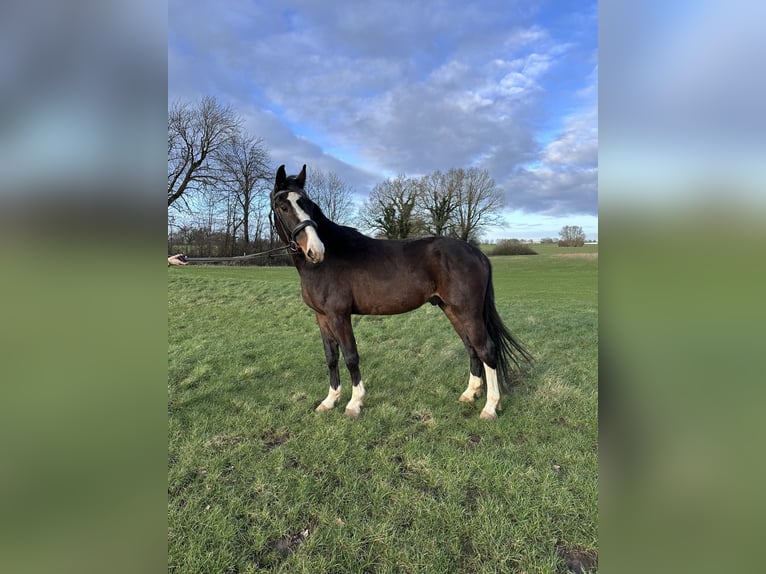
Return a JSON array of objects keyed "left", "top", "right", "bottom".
[{"left": 271, "top": 164, "right": 325, "bottom": 264}]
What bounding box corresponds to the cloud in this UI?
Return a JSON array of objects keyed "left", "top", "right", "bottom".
[
  {"left": 503, "top": 66, "right": 598, "bottom": 216},
  {"left": 543, "top": 108, "right": 598, "bottom": 167},
  {"left": 169, "top": 0, "right": 598, "bottom": 219},
  {"left": 504, "top": 165, "right": 597, "bottom": 216}
]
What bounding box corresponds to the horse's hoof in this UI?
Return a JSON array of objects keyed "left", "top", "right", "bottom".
[
  {"left": 479, "top": 410, "right": 497, "bottom": 421},
  {"left": 459, "top": 393, "right": 475, "bottom": 403},
  {"left": 315, "top": 403, "right": 332, "bottom": 413},
  {"left": 344, "top": 408, "right": 361, "bottom": 419}
]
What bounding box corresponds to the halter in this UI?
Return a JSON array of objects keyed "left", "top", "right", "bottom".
[{"left": 271, "top": 189, "right": 318, "bottom": 252}]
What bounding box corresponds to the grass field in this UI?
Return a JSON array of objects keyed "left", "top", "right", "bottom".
[{"left": 168, "top": 245, "right": 598, "bottom": 573}]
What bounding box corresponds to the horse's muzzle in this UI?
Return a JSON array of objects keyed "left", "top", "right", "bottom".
[
  {"left": 306, "top": 248, "right": 323, "bottom": 264},
  {"left": 303, "top": 232, "right": 325, "bottom": 264}
]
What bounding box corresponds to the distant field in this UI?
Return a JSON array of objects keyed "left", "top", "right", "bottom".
[
  {"left": 482, "top": 242, "right": 599, "bottom": 257},
  {"left": 168, "top": 247, "right": 598, "bottom": 573}
]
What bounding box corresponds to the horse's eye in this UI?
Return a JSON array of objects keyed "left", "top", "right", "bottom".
[{"left": 280, "top": 204, "right": 289, "bottom": 212}]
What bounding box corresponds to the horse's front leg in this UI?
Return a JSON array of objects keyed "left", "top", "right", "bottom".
[
  {"left": 331, "top": 313, "right": 365, "bottom": 418},
  {"left": 315, "top": 313, "right": 341, "bottom": 412}
]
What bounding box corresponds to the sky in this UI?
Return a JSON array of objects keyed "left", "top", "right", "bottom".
[{"left": 169, "top": 0, "right": 598, "bottom": 241}]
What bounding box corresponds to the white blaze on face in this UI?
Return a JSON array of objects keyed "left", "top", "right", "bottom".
[{"left": 287, "top": 192, "right": 325, "bottom": 263}]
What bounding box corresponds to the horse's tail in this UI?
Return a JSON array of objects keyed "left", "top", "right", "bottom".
[{"left": 483, "top": 265, "right": 533, "bottom": 392}]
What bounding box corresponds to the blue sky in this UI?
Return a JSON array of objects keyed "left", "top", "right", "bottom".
[{"left": 169, "top": 0, "right": 598, "bottom": 241}]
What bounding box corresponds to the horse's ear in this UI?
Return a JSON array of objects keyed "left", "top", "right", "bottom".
[
  {"left": 275, "top": 165, "right": 287, "bottom": 190},
  {"left": 297, "top": 164, "right": 306, "bottom": 188}
]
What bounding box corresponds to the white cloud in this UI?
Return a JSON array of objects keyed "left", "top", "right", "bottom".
[
  {"left": 169, "top": 0, "right": 598, "bottom": 218},
  {"left": 543, "top": 108, "right": 598, "bottom": 167},
  {"left": 504, "top": 165, "right": 597, "bottom": 216}
]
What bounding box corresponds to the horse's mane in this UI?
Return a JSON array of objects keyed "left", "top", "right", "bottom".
[{"left": 310, "top": 201, "right": 369, "bottom": 248}]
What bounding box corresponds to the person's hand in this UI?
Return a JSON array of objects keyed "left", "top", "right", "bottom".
[{"left": 168, "top": 254, "right": 188, "bottom": 266}]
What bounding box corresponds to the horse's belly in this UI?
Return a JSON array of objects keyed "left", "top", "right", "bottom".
[{"left": 352, "top": 286, "right": 429, "bottom": 315}]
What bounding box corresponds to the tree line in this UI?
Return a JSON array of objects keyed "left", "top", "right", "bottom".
[
  {"left": 168, "top": 97, "right": 505, "bottom": 260},
  {"left": 357, "top": 167, "right": 504, "bottom": 243},
  {"left": 168, "top": 96, "right": 584, "bottom": 259}
]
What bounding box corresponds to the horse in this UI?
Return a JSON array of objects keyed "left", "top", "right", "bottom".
[{"left": 270, "top": 164, "right": 532, "bottom": 420}]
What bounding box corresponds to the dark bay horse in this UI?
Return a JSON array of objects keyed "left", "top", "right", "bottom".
[{"left": 271, "top": 164, "right": 532, "bottom": 419}]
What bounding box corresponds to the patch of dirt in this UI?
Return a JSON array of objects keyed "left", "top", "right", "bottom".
[
  {"left": 261, "top": 429, "right": 291, "bottom": 451},
  {"left": 464, "top": 484, "right": 480, "bottom": 514},
  {"left": 556, "top": 539, "right": 598, "bottom": 573},
  {"left": 254, "top": 527, "right": 312, "bottom": 568},
  {"left": 419, "top": 483, "right": 443, "bottom": 499},
  {"left": 273, "top": 528, "right": 310, "bottom": 556},
  {"left": 411, "top": 410, "right": 434, "bottom": 425}
]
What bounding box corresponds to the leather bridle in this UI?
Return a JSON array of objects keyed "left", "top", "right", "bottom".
[{"left": 271, "top": 189, "right": 318, "bottom": 252}]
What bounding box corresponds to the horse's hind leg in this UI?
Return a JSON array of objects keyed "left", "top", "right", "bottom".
[
  {"left": 441, "top": 304, "right": 500, "bottom": 419},
  {"left": 478, "top": 363, "right": 501, "bottom": 420},
  {"left": 441, "top": 306, "right": 487, "bottom": 405},
  {"left": 315, "top": 313, "right": 342, "bottom": 412},
  {"left": 459, "top": 346, "right": 484, "bottom": 403},
  {"left": 462, "top": 320, "right": 501, "bottom": 419}
]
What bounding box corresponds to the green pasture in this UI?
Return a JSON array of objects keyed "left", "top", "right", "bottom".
[{"left": 168, "top": 246, "right": 598, "bottom": 573}]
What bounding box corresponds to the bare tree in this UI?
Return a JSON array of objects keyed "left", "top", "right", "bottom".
[
  {"left": 168, "top": 96, "right": 241, "bottom": 210},
  {"left": 218, "top": 134, "right": 271, "bottom": 248},
  {"left": 558, "top": 225, "right": 586, "bottom": 247},
  {"left": 452, "top": 167, "right": 505, "bottom": 243},
  {"left": 417, "top": 170, "right": 458, "bottom": 236},
  {"left": 304, "top": 167, "right": 356, "bottom": 225},
  {"left": 358, "top": 175, "right": 422, "bottom": 239},
  {"left": 192, "top": 183, "right": 230, "bottom": 256}
]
